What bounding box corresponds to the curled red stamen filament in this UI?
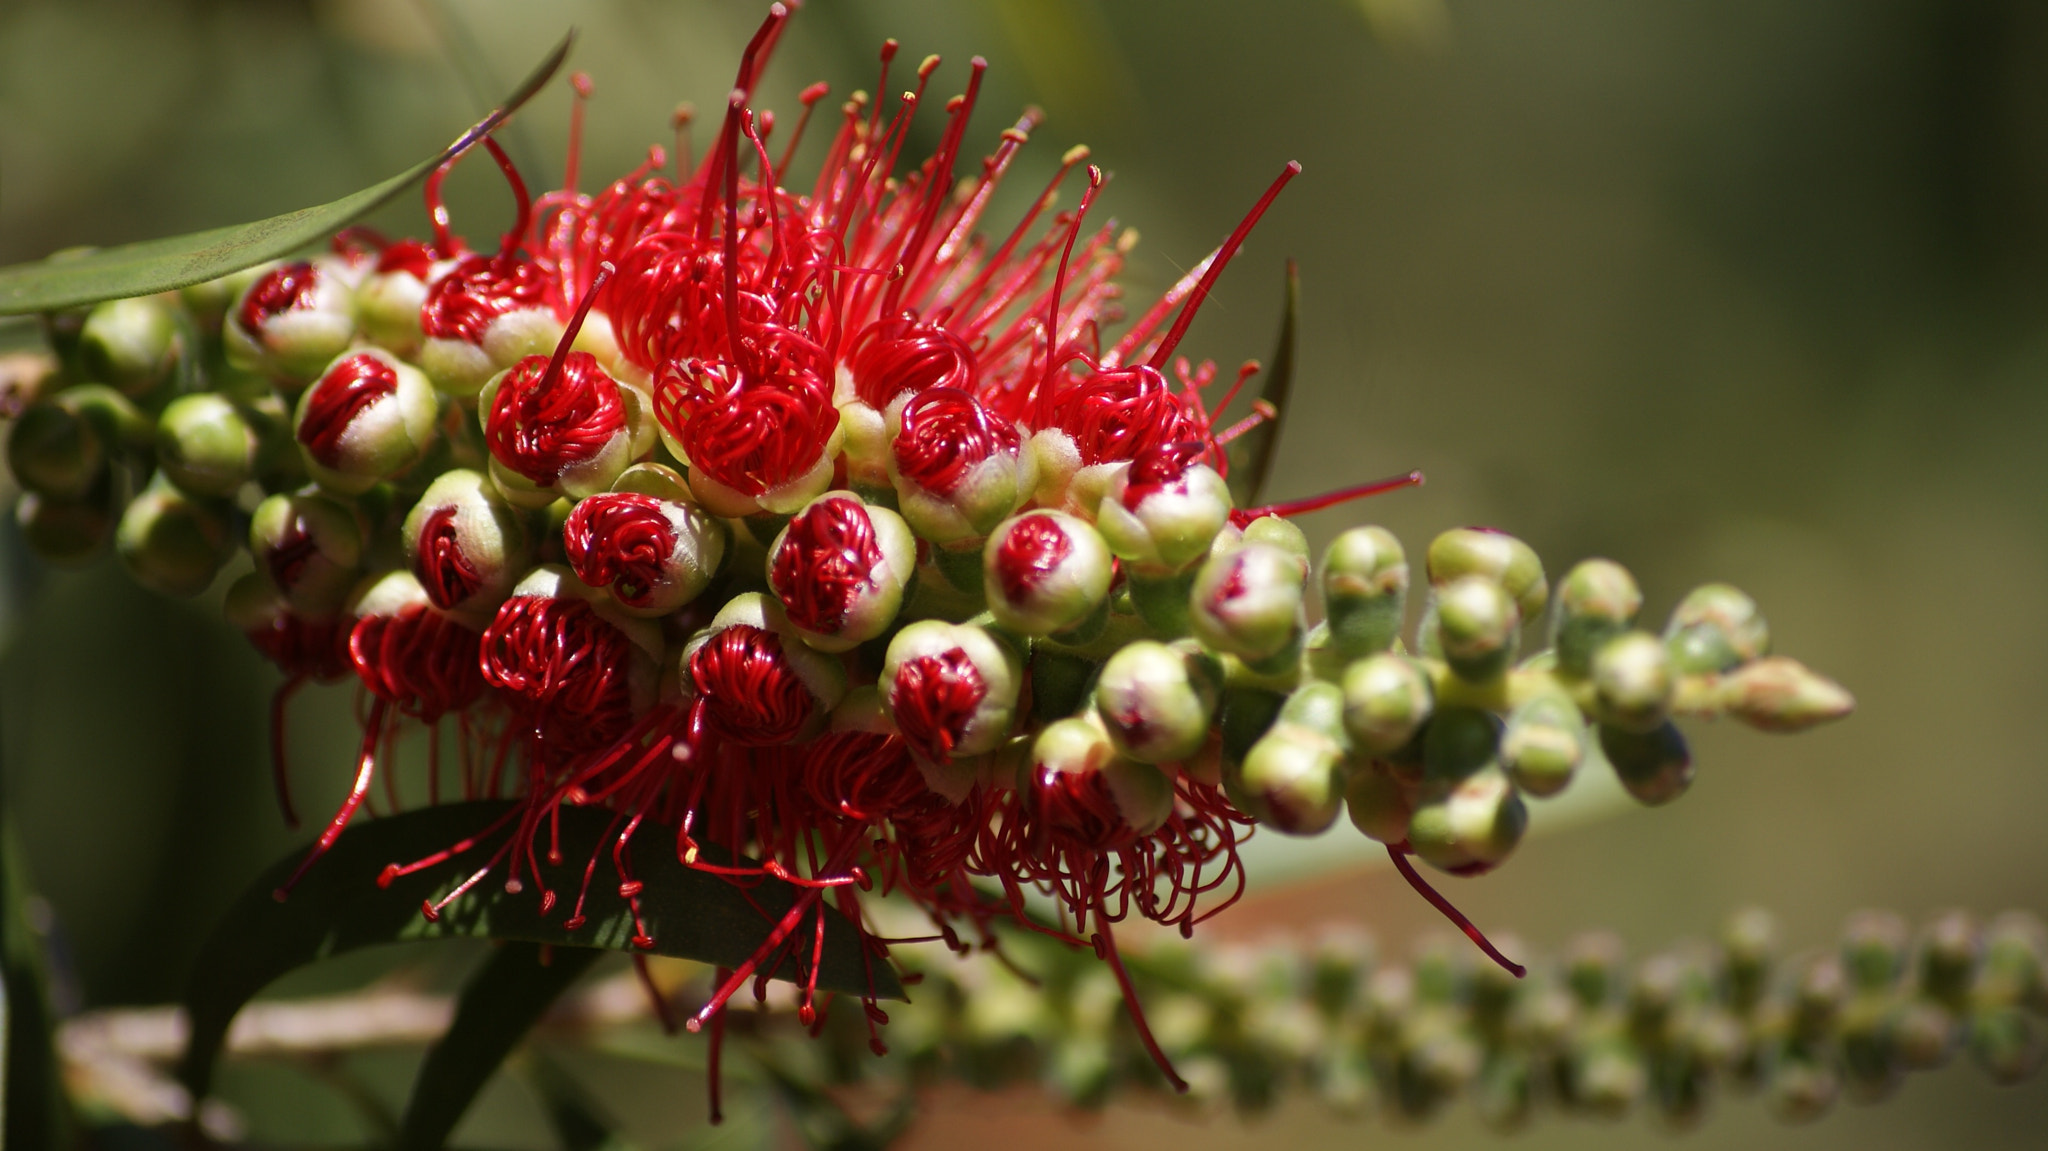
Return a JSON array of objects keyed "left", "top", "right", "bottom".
[
  {"left": 414, "top": 505, "right": 484, "bottom": 610},
  {"left": 237, "top": 261, "right": 320, "bottom": 337},
  {"left": 889, "top": 649, "right": 985, "bottom": 763},
  {"left": 687, "top": 624, "right": 813, "bottom": 745},
  {"left": 1387, "top": 844, "right": 1526, "bottom": 978},
  {"left": 770, "top": 496, "right": 883, "bottom": 633},
  {"left": 485, "top": 351, "right": 625, "bottom": 484},
  {"left": 846, "top": 315, "right": 977, "bottom": 407},
  {"left": 298, "top": 354, "right": 398, "bottom": 468},
  {"left": 892, "top": 386, "right": 1019, "bottom": 496},
  {"left": 481, "top": 596, "right": 639, "bottom": 756},
  {"left": 994, "top": 514, "right": 1072, "bottom": 602},
  {"left": 564, "top": 493, "right": 677, "bottom": 609}
]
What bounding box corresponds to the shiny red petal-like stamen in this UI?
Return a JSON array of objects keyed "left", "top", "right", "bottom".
[
  {"left": 889, "top": 649, "right": 986, "bottom": 763},
  {"left": 1047, "top": 364, "right": 1201, "bottom": 466},
  {"left": 420, "top": 253, "right": 553, "bottom": 343},
  {"left": 770, "top": 495, "right": 883, "bottom": 633},
  {"left": 481, "top": 596, "right": 639, "bottom": 756},
  {"left": 298, "top": 353, "right": 398, "bottom": 467},
  {"left": 670, "top": 371, "right": 837, "bottom": 497},
  {"left": 845, "top": 316, "right": 977, "bottom": 407},
  {"left": 236, "top": 261, "right": 320, "bottom": 337},
  {"left": 485, "top": 351, "right": 625, "bottom": 484},
  {"left": 993, "top": 513, "right": 1072, "bottom": 602},
  {"left": 1386, "top": 844, "right": 1526, "bottom": 978},
  {"left": 350, "top": 607, "right": 487, "bottom": 722},
  {"left": 687, "top": 624, "right": 813, "bottom": 745},
  {"left": 564, "top": 493, "right": 677, "bottom": 609},
  {"left": 892, "top": 386, "right": 1019, "bottom": 496},
  {"left": 1120, "top": 440, "right": 1206, "bottom": 510},
  {"left": 414, "top": 505, "right": 484, "bottom": 610}
]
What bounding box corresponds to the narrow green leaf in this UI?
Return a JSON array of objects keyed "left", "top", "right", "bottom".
[
  {"left": 399, "top": 942, "right": 602, "bottom": 1151},
  {"left": 0, "top": 32, "right": 575, "bottom": 316},
  {"left": 1226, "top": 258, "right": 1301, "bottom": 508},
  {"left": 178, "top": 800, "right": 901, "bottom": 1101}
]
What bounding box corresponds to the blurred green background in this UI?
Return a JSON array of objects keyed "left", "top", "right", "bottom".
[{"left": 4, "top": 0, "right": 2047, "bottom": 1146}]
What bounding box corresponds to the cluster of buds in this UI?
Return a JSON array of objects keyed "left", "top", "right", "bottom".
[{"left": 1, "top": 2, "right": 1855, "bottom": 1102}]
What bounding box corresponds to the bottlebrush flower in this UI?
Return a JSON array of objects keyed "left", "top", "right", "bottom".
[
  {"left": 888, "top": 386, "right": 1034, "bottom": 546},
  {"left": 481, "top": 564, "right": 664, "bottom": 758},
  {"left": 765, "top": 490, "right": 916, "bottom": 652},
  {"left": 680, "top": 591, "right": 847, "bottom": 745},
  {"left": 881, "top": 619, "right": 1025, "bottom": 799},
  {"left": 563, "top": 483, "right": 725, "bottom": 617},
  {"left": 248, "top": 489, "right": 364, "bottom": 617}
]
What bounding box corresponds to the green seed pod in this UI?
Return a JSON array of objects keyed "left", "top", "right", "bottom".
[
  {"left": 1189, "top": 541, "right": 1307, "bottom": 666},
  {"left": 1339, "top": 652, "right": 1433, "bottom": 755},
  {"left": 1598, "top": 720, "right": 1693, "bottom": 806},
  {"left": 1664, "top": 583, "right": 1769, "bottom": 674},
  {"left": 1500, "top": 690, "right": 1586, "bottom": 797},
  {"left": 1591, "top": 630, "right": 1673, "bottom": 733},
  {"left": 1406, "top": 764, "right": 1527, "bottom": 874},
  {"left": 80, "top": 296, "right": 182, "bottom": 397},
  {"left": 1719, "top": 656, "right": 1855, "bottom": 732},
  {"left": 1095, "top": 458, "right": 1233, "bottom": 576},
  {"left": 249, "top": 490, "right": 364, "bottom": 616},
  {"left": 1320, "top": 526, "right": 1407, "bottom": 659},
  {"left": 1344, "top": 758, "right": 1414, "bottom": 844},
  {"left": 156, "top": 393, "right": 260, "bottom": 497},
  {"left": 1425, "top": 527, "right": 1547, "bottom": 622},
  {"left": 1550, "top": 558, "right": 1641, "bottom": 677},
  {"left": 8, "top": 399, "right": 105, "bottom": 499},
  {"left": 1434, "top": 574, "right": 1519, "bottom": 683},
  {"left": 15, "top": 490, "right": 113, "bottom": 564},
  {"left": 115, "top": 474, "right": 233, "bottom": 597},
  {"left": 1094, "top": 640, "right": 1221, "bottom": 765},
  {"left": 1422, "top": 705, "right": 1501, "bottom": 787}
]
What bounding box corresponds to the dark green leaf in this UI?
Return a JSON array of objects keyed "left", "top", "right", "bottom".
[
  {"left": 399, "top": 942, "right": 602, "bottom": 1151},
  {"left": 1225, "top": 258, "right": 1301, "bottom": 508},
  {"left": 0, "top": 33, "right": 575, "bottom": 316},
  {"left": 1, "top": 819, "right": 68, "bottom": 1151},
  {"left": 178, "top": 800, "right": 902, "bottom": 1100}
]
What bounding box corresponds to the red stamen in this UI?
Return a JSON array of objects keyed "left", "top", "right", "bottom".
[
  {"left": 770, "top": 496, "right": 884, "bottom": 634},
  {"left": 414, "top": 505, "right": 484, "bottom": 610},
  {"left": 1386, "top": 844, "right": 1526, "bottom": 978},
  {"left": 1147, "top": 161, "right": 1301, "bottom": 371},
  {"left": 297, "top": 353, "right": 398, "bottom": 468},
  {"left": 1233, "top": 469, "right": 1424, "bottom": 525},
  {"left": 891, "top": 387, "right": 1018, "bottom": 496},
  {"left": 889, "top": 649, "right": 986, "bottom": 763},
  {"left": 687, "top": 625, "right": 814, "bottom": 746},
  {"left": 235, "top": 261, "right": 319, "bottom": 338},
  {"left": 564, "top": 493, "right": 678, "bottom": 610}
]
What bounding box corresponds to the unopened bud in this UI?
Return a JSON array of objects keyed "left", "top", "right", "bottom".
[
  {"left": 226, "top": 260, "right": 357, "bottom": 385},
  {"left": 480, "top": 350, "right": 650, "bottom": 504},
  {"left": 402, "top": 469, "right": 531, "bottom": 621},
  {"left": 565, "top": 489, "right": 725, "bottom": 617},
  {"left": 1500, "top": 691, "right": 1586, "bottom": 797},
  {"left": 682, "top": 592, "right": 847, "bottom": 746},
  {"left": 1968, "top": 1006, "right": 2043, "bottom": 1085},
  {"left": 354, "top": 241, "right": 443, "bottom": 356},
  {"left": 1664, "top": 583, "right": 1769, "bottom": 674},
  {"left": 1434, "top": 575, "right": 1520, "bottom": 682},
  {"left": 116, "top": 474, "right": 233, "bottom": 597},
  {"left": 1598, "top": 720, "right": 1693, "bottom": 806},
  {"left": 293, "top": 350, "right": 439, "bottom": 494},
  {"left": 1551, "top": 558, "right": 1641, "bottom": 676},
  {"left": 1239, "top": 514, "right": 1309, "bottom": 560},
  {"left": 1345, "top": 758, "right": 1415, "bottom": 844},
  {"left": 249, "top": 490, "right": 363, "bottom": 615},
  {"left": 1095, "top": 445, "right": 1233, "bottom": 575},
  {"left": 1032, "top": 715, "right": 1176, "bottom": 838},
  {"left": 1591, "top": 630, "right": 1673, "bottom": 733},
  {"left": 1340, "top": 652, "right": 1434, "bottom": 755},
  {"left": 882, "top": 620, "right": 1024, "bottom": 766},
  {"left": 765, "top": 492, "right": 915, "bottom": 651},
  {"left": 1189, "top": 541, "right": 1307, "bottom": 667},
  {"left": 8, "top": 399, "right": 105, "bottom": 499},
  {"left": 156, "top": 393, "right": 260, "bottom": 497},
  {"left": 16, "top": 490, "right": 112, "bottom": 564},
  {"left": 888, "top": 387, "right": 1034, "bottom": 545},
  {"left": 1426, "top": 527, "right": 1547, "bottom": 622},
  {"left": 1235, "top": 693, "right": 1348, "bottom": 835},
  {"left": 1422, "top": 706, "right": 1502, "bottom": 787},
  {"left": 1320, "top": 526, "right": 1407, "bottom": 658},
  {"left": 983, "top": 510, "right": 1114, "bottom": 637},
  {"left": 1094, "top": 640, "right": 1222, "bottom": 765},
  {"left": 1719, "top": 656, "right": 1854, "bottom": 732},
  {"left": 80, "top": 296, "right": 183, "bottom": 396},
  {"left": 1841, "top": 910, "right": 1909, "bottom": 992},
  {"left": 1407, "top": 764, "right": 1526, "bottom": 875}
]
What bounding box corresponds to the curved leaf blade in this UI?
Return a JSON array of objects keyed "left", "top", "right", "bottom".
[
  {"left": 0, "top": 32, "right": 575, "bottom": 316},
  {"left": 178, "top": 800, "right": 901, "bottom": 1100},
  {"left": 398, "top": 942, "right": 602, "bottom": 1151},
  {"left": 1226, "top": 257, "right": 1300, "bottom": 507}
]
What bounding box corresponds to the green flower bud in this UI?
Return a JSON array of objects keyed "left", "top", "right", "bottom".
[
  {"left": 1426, "top": 527, "right": 1547, "bottom": 621},
  {"left": 1550, "top": 558, "right": 1642, "bottom": 676},
  {"left": 1340, "top": 652, "right": 1434, "bottom": 755},
  {"left": 226, "top": 260, "right": 357, "bottom": 386},
  {"left": 116, "top": 474, "right": 233, "bottom": 597},
  {"left": 983, "top": 510, "right": 1113, "bottom": 637},
  {"left": 1919, "top": 910, "right": 1981, "bottom": 1009},
  {"left": 1320, "top": 526, "right": 1407, "bottom": 659},
  {"left": 292, "top": 350, "right": 439, "bottom": 495},
  {"left": 402, "top": 469, "right": 531, "bottom": 622},
  {"left": 1235, "top": 717, "right": 1347, "bottom": 835},
  {"left": 1570, "top": 1041, "right": 1648, "bottom": 1117},
  {"left": 1841, "top": 910, "right": 1909, "bottom": 992},
  {"left": 1983, "top": 913, "right": 2048, "bottom": 1014},
  {"left": 1033, "top": 713, "right": 1118, "bottom": 777},
  {"left": 59, "top": 384, "right": 153, "bottom": 455},
  {"left": 1718, "top": 656, "right": 1855, "bottom": 732},
  {"left": 249, "top": 490, "right": 364, "bottom": 616},
  {"left": 1422, "top": 705, "right": 1502, "bottom": 787},
  {"left": 1720, "top": 907, "right": 1777, "bottom": 1014},
  {"left": 1407, "top": 764, "right": 1527, "bottom": 874},
  {"left": 1599, "top": 720, "right": 1693, "bottom": 806},
  {"left": 1345, "top": 758, "right": 1415, "bottom": 844},
  {"left": 1968, "top": 1007, "right": 2043, "bottom": 1085},
  {"left": 767, "top": 492, "right": 916, "bottom": 652},
  {"left": 1239, "top": 514, "right": 1309, "bottom": 559},
  {"left": 1033, "top": 717, "right": 1176, "bottom": 837},
  {"left": 1434, "top": 574, "right": 1520, "bottom": 683},
  {"left": 156, "top": 393, "right": 260, "bottom": 497},
  {"left": 1566, "top": 932, "right": 1626, "bottom": 1008},
  {"left": 1094, "top": 640, "right": 1221, "bottom": 765},
  {"left": 1768, "top": 1055, "right": 1839, "bottom": 1124},
  {"left": 882, "top": 619, "right": 1024, "bottom": 767},
  {"left": 8, "top": 399, "right": 105, "bottom": 499},
  {"left": 1592, "top": 630, "right": 1673, "bottom": 733},
  {"left": 16, "top": 490, "right": 112, "bottom": 564},
  {"left": 179, "top": 265, "right": 267, "bottom": 335},
  {"left": 80, "top": 296, "right": 182, "bottom": 396},
  {"left": 1095, "top": 453, "right": 1233, "bottom": 576},
  {"left": 886, "top": 389, "right": 1036, "bottom": 545},
  {"left": 1500, "top": 691, "right": 1587, "bottom": 797},
  {"left": 1189, "top": 541, "right": 1307, "bottom": 667},
  {"left": 1664, "top": 583, "right": 1769, "bottom": 674},
  {"left": 1893, "top": 998, "right": 1956, "bottom": 1070}
]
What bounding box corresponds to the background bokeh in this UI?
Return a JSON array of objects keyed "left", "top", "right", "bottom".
[{"left": 3, "top": 0, "right": 2047, "bottom": 1146}]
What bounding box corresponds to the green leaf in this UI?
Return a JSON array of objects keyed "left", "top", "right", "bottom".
[
  {"left": 1226, "top": 257, "right": 1300, "bottom": 508},
  {"left": 1, "top": 819, "right": 67, "bottom": 1151},
  {"left": 0, "top": 32, "right": 576, "bottom": 317},
  {"left": 178, "top": 800, "right": 902, "bottom": 1101},
  {"left": 398, "top": 942, "right": 603, "bottom": 1151}
]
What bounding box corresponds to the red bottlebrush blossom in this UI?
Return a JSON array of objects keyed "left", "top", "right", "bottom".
[
  {"left": 891, "top": 386, "right": 1019, "bottom": 496},
  {"left": 564, "top": 493, "right": 677, "bottom": 610},
  {"left": 888, "top": 648, "right": 986, "bottom": 763},
  {"left": 485, "top": 351, "right": 626, "bottom": 485},
  {"left": 413, "top": 507, "right": 484, "bottom": 611},
  {"left": 769, "top": 495, "right": 884, "bottom": 634},
  {"left": 845, "top": 316, "right": 978, "bottom": 407},
  {"left": 481, "top": 595, "right": 641, "bottom": 756},
  {"left": 686, "top": 624, "right": 817, "bottom": 746}
]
